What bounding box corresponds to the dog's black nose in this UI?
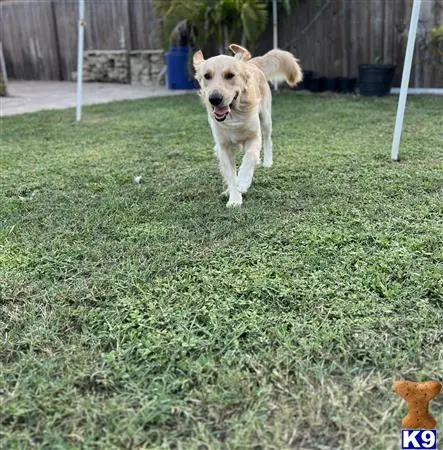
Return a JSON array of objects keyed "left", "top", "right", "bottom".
[{"left": 209, "top": 91, "right": 223, "bottom": 106}]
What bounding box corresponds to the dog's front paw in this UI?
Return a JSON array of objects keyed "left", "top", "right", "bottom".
[
  {"left": 220, "top": 188, "right": 229, "bottom": 197},
  {"left": 226, "top": 192, "right": 242, "bottom": 208},
  {"left": 236, "top": 178, "right": 251, "bottom": 194}
]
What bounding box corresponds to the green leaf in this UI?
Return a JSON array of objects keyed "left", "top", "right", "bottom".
[{"left": 241, "top": 1, "right": 268, "bottom": 44}]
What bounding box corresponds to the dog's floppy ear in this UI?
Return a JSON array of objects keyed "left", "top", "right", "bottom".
[
  {"left": 193, "top": 50, "right": 205, "bottom": 68},
  {"left": 229, "top": 44, "right": 251, "bottom": 61}
]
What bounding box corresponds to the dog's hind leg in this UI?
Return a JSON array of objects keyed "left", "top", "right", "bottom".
[
  {"left": 237, "top": 135, "right": 261, "bottom": 194},
  {"left": 217, "top": 146, "right": 242, "bottom": 207}
]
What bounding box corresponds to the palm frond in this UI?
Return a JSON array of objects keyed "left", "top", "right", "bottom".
[{"left": 241, "top": 0, "right": 268, "bottom": 44}]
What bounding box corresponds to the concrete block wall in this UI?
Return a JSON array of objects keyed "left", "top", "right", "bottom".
[
  {"left": 72, "top": 50, "right": 164, "bottom": 85},
  {"left": 130, "top": 50, "right": 164, "bottom": 84}
]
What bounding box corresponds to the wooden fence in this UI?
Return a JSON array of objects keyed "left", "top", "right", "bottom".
[
  {"left": 0, "top": 0, "right": 161, "bottom": 81},
  {"left": 258, "top": 0, "right": 443, "bottom": 87},
  {"left": 1, "top": 0, "right": 442, "bottom": 87}
]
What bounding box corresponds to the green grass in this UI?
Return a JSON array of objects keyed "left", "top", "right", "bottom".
[{"left": 1, "top": 92, "right": 442, "bottom": 449}]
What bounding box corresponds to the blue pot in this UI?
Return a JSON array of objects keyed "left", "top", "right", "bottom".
[{"left": 165, "top": 46, "right": 195, "bottom": 90}]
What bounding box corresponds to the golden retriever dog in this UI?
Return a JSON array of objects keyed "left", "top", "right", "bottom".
[{"left": 193, "top": 44, "right": 302, "bottom": 207}]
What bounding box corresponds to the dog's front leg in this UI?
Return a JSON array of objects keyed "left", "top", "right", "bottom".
[
  {"left": 217, "top": 145, "right": 242, "bottom": 207},
  {"left": 236, "top": 136, "right": 261, "bottom": 194}
]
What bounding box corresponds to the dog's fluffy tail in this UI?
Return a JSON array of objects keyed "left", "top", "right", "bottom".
[{"left": 251, "top": 49, "right": 303, "bottom": 87}]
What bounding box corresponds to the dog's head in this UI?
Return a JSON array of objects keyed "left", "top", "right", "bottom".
[{"left": 193, "top": 44, "right": 251, "bottom": 122}]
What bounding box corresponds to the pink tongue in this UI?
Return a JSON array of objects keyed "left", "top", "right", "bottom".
[{"left": 214, "top": 105, "right": 230, "bottom": 116}]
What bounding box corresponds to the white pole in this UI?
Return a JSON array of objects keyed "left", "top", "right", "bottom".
[
  {"left": 391, "top": 0, "right": 422, "bottom": 161},
  {"left": 272, "top": 0, "right": 278, "bottom": 91},
  {"left": 76, "top": 0, "right": 85, "bottom": 122},
  {"left": 0, "top": 42, "right": 9, "bottom": 96}
]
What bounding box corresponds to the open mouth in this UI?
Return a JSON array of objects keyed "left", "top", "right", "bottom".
[
  {"left": 213, "top": 105, "right": 230, "bottom": 122},
  {"left": 213, "top": 93, "right": 239, "bottom": 122}
]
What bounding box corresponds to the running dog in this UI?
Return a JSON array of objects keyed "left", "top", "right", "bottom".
[{"left": 193, "top": 44, "right": 302, "bottom": 207}]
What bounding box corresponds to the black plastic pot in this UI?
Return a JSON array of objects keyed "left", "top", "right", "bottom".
[
  {"left": 325, "top": 77, "right": 339, "bottom": 92},
  {"left": 358, "top": 65, "right": 396, "bottom": 96},
  {"left": 337, "top": 76, "right": 357, "bottom": 93},
  {"left": 308, "top": 76, "right": 326, "bottom": 93},
  {"left": 296, "top": 70, "right": 314, "bottom": 90}
]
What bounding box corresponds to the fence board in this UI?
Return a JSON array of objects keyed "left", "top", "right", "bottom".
[
  {"left": 330, "top": 0, "right": 341, "bottom": 76},
  {"left": 85, "top": 0, "right": 130, "bottom": 50},
  {"left": 392, "top": 0, "right": 408, "bottom": 86},
  {"left": 341, "top": 0, "right": 351, "bottom": 77},
  {"left": 370, "top": 0, "right": 384, "bottom": 63},
  {"left": 52, "top": 0, "right": 78, "bottom": 81},
  {"left": 128, "top": 0, "right": 161, "bottom": 50},
  {"left": 348, "top": 0, "right": 359, "bottom": 78},
  {"left": 416, "top": 0, "right": 434, "bottom": 87},
  {"left": 383, "top": 0, "right": 394, "bottom": 69},
  {"left": 0, "top": 0, "right": 60, "bottom": 80},
  {"left": 361, "top": 0, "right": 371, "bottom": 66},
  {"left": 430, "top": 0, "right": 443, "bottom": 86}
]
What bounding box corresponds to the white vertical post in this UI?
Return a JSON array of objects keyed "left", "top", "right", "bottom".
[
  {"left": 76, "top": 0, "right": 85, "bottom": 122},
  {"left": 391, "top": 0, "right": 422, "bottom": 161},
  {"left": 0, "top": 42, "right": 9, "bottom": 96},
  {"left": 272, "top": 0, "right": 278, "bottom": 91}
]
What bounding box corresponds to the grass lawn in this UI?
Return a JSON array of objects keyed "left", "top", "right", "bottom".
[{"left": 1, "top": 92, "right": 442, "bottom": 449}]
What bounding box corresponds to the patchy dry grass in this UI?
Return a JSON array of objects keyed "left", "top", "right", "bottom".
[{"left": 1, "top": 93, "right": 442, "bottom": 449}]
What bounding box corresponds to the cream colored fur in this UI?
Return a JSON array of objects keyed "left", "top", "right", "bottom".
[{"left": 193, "top": 44, "right": 302, "bottom": 207}]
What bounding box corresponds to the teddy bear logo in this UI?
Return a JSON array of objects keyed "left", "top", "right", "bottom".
[{"left": 394, "top": 380, "right": 442, "bottom": 429}]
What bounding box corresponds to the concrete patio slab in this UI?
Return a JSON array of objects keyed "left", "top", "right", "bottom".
[{"left": 1, "top": 81, "right": 195, "bottom": 116}]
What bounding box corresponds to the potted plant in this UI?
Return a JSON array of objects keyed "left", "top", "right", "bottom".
[
  {"left": 337, "top": 76, "right": 357, "bottom": 94},
  {"left": 325, "top": 76, "right": 339, "bottom": 92},
  {"left": 359, "top": 56, "right": 396, "bottom": 96},
  {"left": 296, "top": 69, "right": 313, "bottom": 90},
  {"left": 308, "top": 75, "right": 326, "bottom": 93}
]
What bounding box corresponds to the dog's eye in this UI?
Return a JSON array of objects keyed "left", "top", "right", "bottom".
[
  {"left": 204, "top": 73, "right": 212, "bottom": 80},
  {"left": 224, "top": 72, "right": 235, "bottom": 80}
]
